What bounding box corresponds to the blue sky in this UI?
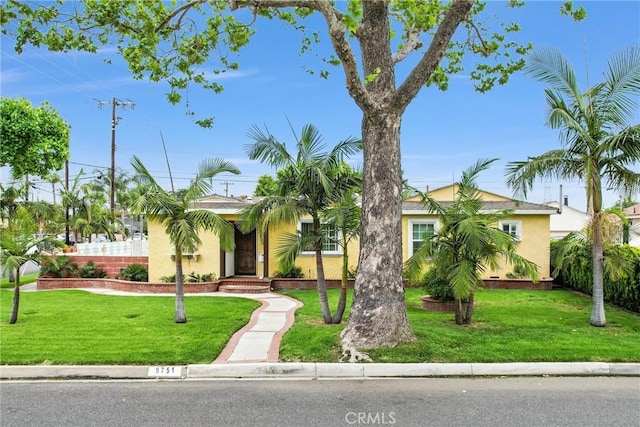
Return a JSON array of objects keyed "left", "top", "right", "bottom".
[{"left": 1, "top": 1, "right": 639, "bottom": 211}]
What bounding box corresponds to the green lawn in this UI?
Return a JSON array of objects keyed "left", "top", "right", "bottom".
[
  {"left": 0, "top": 290, "right": 260, "bottom": 365},
  {"left": 2, "top": 287, "right": 638, "bottom": 365},
  {"left": 1, "top": 273, "right": 39, "bottom": 289},
  {"left": 279, "top": 288, "right": 640, "bottom": 363}
]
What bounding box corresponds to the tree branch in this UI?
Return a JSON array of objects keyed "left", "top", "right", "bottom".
[
  {"left": 392, "top": 27, "right": 423, "bottom": 64},
  {"left": 393, "top": 0, "right": 475, "bottom": 112},
  {"left": 229, "top": 0, "right": 372, "bottom": 110},
  {"left": 155, "top": 0, "right": 209, "bottom": 32}
]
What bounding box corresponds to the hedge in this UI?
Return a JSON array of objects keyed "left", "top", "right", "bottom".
[{"left": 552, "top": 242, "right": 640, "bottom": 314}]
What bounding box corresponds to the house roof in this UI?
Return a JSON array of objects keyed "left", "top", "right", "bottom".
[
  {"left": 402, "top": 200, "right": 557, "bottom": 215},
  {"left": 190, "top": 194, "right": 263, "bottom": 213},
  {"left": 190, "top": 192, "right": 556, "bottom": 216},
  {"left": 623, "top": 203, "right": 640, "bottom": 219}
]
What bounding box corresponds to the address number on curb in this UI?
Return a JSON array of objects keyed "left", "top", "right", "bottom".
[{"left": 148, "top": 366, "right": 182, "bottom": 377}]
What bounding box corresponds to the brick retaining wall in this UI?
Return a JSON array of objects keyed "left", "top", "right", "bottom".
[
  {"left": 270, "top": 278, "right": 355, "bottom": 291},
  {"left": 37, "top": 277, "right": 218, "bottom": 293}
]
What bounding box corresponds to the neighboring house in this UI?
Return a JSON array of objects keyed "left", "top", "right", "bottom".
[
  {"left": 545, "top": 199, "right": 590, "bottom": 240},
  {"left": 147, "top": 189, "right": 557, "bottom": 282},
  {"left": 622, "top": 203, "right": 640, "bottom": 247}
]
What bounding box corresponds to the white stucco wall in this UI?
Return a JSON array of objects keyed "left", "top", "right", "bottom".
[{"left": 546, "top": 201, "right": 589, "bottom": 239}]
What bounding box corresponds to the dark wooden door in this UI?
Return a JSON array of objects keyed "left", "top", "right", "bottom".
[{"left": 234, "top": 227, "right": 256, "bottom": 275}]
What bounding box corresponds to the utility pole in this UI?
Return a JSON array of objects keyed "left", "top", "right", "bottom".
[
  {"left": 221, "top": 181, "right": 234, "bottom": 197},
  {"left": 95, "top": 97, "right": 135, "bottom": 214},
  {"left": 65, "top": 160, "right": 70, "bottom": 245}
]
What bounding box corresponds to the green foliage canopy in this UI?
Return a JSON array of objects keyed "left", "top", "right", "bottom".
[{"left": 0, "top": 97, "right": 70, "bottom": 179}]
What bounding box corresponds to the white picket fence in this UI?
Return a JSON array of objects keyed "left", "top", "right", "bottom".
[{"left": 75, "top": 240, "right": 148, "bottom": 256}]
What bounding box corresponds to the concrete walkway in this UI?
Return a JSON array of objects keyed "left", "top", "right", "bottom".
[{"left": 214, "top": 293, "right": 303, "bottom": 363}]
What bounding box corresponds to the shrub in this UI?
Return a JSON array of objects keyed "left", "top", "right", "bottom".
[
  {"left": 119, "top": 264, "right": 148, "bottom": 282},
  {"left": 551, "top": 241, "right": 640, "bottom": 313},
  {"left": 40, "top": 256, "right": 79, "bottom": 278},
  {"left": 160, "top": 274, "right": 179, "bottom": 283},
  {"left": 421, "top": 268, "right": 454, "bottom": 302},
  {"left": 78, "top": 261, "right": 107, "bottom": 278},
  {"left": 187, "top": 272, "right": 216, "bottom": 282},
  {"left": 273, "top": 265, "right": 304, "bottom": 278}
]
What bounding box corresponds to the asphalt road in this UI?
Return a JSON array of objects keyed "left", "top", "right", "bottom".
[{"left": 1, "top": 377, "right": 638, "bottom": 427}]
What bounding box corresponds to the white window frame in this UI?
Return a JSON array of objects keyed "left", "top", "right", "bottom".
[
  {"left": 499, "top": 220, "right": 522, "bottom": 241},
  {"left": 299, "top": 220, "right": 342, "bottom": 255},
  {"left": 408, "top": 219, "right": 438, "bottom": 257}
]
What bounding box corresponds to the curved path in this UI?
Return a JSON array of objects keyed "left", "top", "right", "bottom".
[{"left": 20, "top": 283, "right": 303, "bottom": 363}]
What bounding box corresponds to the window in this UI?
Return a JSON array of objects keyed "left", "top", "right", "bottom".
[
  {"left": 499, "top": 220, "right": 522, "bottom": 240},
  {"left": 408, "top": 219, "right": 437, "bottom": 257},
  {"left": 300, "top": 221, "right": 340, "bottom": 254}
]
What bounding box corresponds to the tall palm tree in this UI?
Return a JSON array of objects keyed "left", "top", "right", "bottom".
[
  {"left": 239, "top": 123, "right": 361, "bottom": 324},
  {"left": 506, "top": 46, "right": 640, "bottom": 327},
  {"left": 406, "top": 159, "right": 539, "bottom": 325},
  {"left": 129, "top": 156, "right": 240, "bottom": 323}
]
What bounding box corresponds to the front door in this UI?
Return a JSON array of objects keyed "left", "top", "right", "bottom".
[{"left": 234, "top": 227, "right": 256, "bottom": 275}]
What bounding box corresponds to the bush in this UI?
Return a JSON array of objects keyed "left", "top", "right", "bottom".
[
  {"left": 273, "top": 265, "right": 304, "bottom": 278},
  {"left": 187, "top": 272, "right": 216, "bottom": 282},
  {"left": 422, "top": 268, "right": 454, "bottom": 302},
  {"left": 119, "top": 264, "right": 148, "bottom": 282},
  {"left": 551, "top": 241, "right": 640, "bottom": 314},
  {"left": 160, "top": 274, "right": 179, "bottom": 283},
  {"left": 40, "top": 256, "right": 78, "bottom": 278},
  {"left": 78, "top": 261, "right": 107, "bottom": 278}
]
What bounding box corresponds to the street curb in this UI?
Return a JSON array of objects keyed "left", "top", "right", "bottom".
[{"left": 2, "top": 362, "right": 638, "bottom": 380}]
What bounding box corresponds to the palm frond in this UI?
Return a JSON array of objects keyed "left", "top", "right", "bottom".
[
  {"left": 297, "top": 123, "right": 326, "bottom": 164},
  {"left": 245, "top": 124, "right": 292, "bottom": 168},
  {"left": 184, "top": 210, "right": 235, "bottom": 252},
  {"left": 603, "top": 45, "right": 640, "bottom": 122},
  {"left": 525, "top": 47, "right": 582, "bottom": 101},
  {"left": 275, "top": 231, "right": 312, "bottom": 270},
  {"left": 505, "top": 149, "right": 579, "bottom": 198}
]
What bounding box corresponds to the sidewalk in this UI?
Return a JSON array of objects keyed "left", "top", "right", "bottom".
[{"left": 5, "top": 284, "right": 639, "bottom": 380}]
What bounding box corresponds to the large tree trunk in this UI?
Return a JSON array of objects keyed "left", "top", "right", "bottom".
[
  {"left": 9, "top": 269, "right": 20, "bottom": 324},
  {"left": 341, "top": 109, "right": 416, "bottom": 349},
  {"left": 174, "top": 250, "right": 187, "bottom": 323},
  {"left": 590, "top": 214, "right": 606, "bottom": 326},
  {"left": 340, "top": 1, "right": 416, "bottom": 353}
]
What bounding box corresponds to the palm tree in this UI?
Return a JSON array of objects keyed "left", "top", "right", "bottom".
[
  {"left": 1, "top": 206, "right": 62, "bottom": 323},
  {"left": 129, "top": 156, "right": 240, "bottom": 323},
  {"left": 406, "top": 159, "right": 539, "bottom": 325},
  {"left": 239, "top": 123, "right": 361, "bottom": 324},
  {"left": 506, "top": 46, "right": 640, "bottom": 327},
  {"left": 321, "top": 187, "right": 361, "bottom": 323},
  {"left": 0, "top": 182, "right": 22, "bottom": 226},
  {"left": 60, "top": 170, "right": 85, "bottom": 245}
]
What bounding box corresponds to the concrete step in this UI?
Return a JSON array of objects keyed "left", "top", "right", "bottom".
[{"left": 218, "top": 284, "right": 271, "bottom": 294}]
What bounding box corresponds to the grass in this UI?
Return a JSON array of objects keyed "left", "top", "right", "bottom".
[
  {"left": 279, "top": 288, "right": 640, "bottom": 363},
  {"left": 1, "top": 273, "right": 40, "bottom": 289},
  {"left": 0, "top": 290, "right": 260, "bottom": 365},
  {"left": 2, "top": 287, "right": 638, "bottom": 365}
]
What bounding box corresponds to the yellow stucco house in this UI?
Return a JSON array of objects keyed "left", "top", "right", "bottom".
[{"left": 147, "top": 188, "right": 557, "bottom": 283}]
